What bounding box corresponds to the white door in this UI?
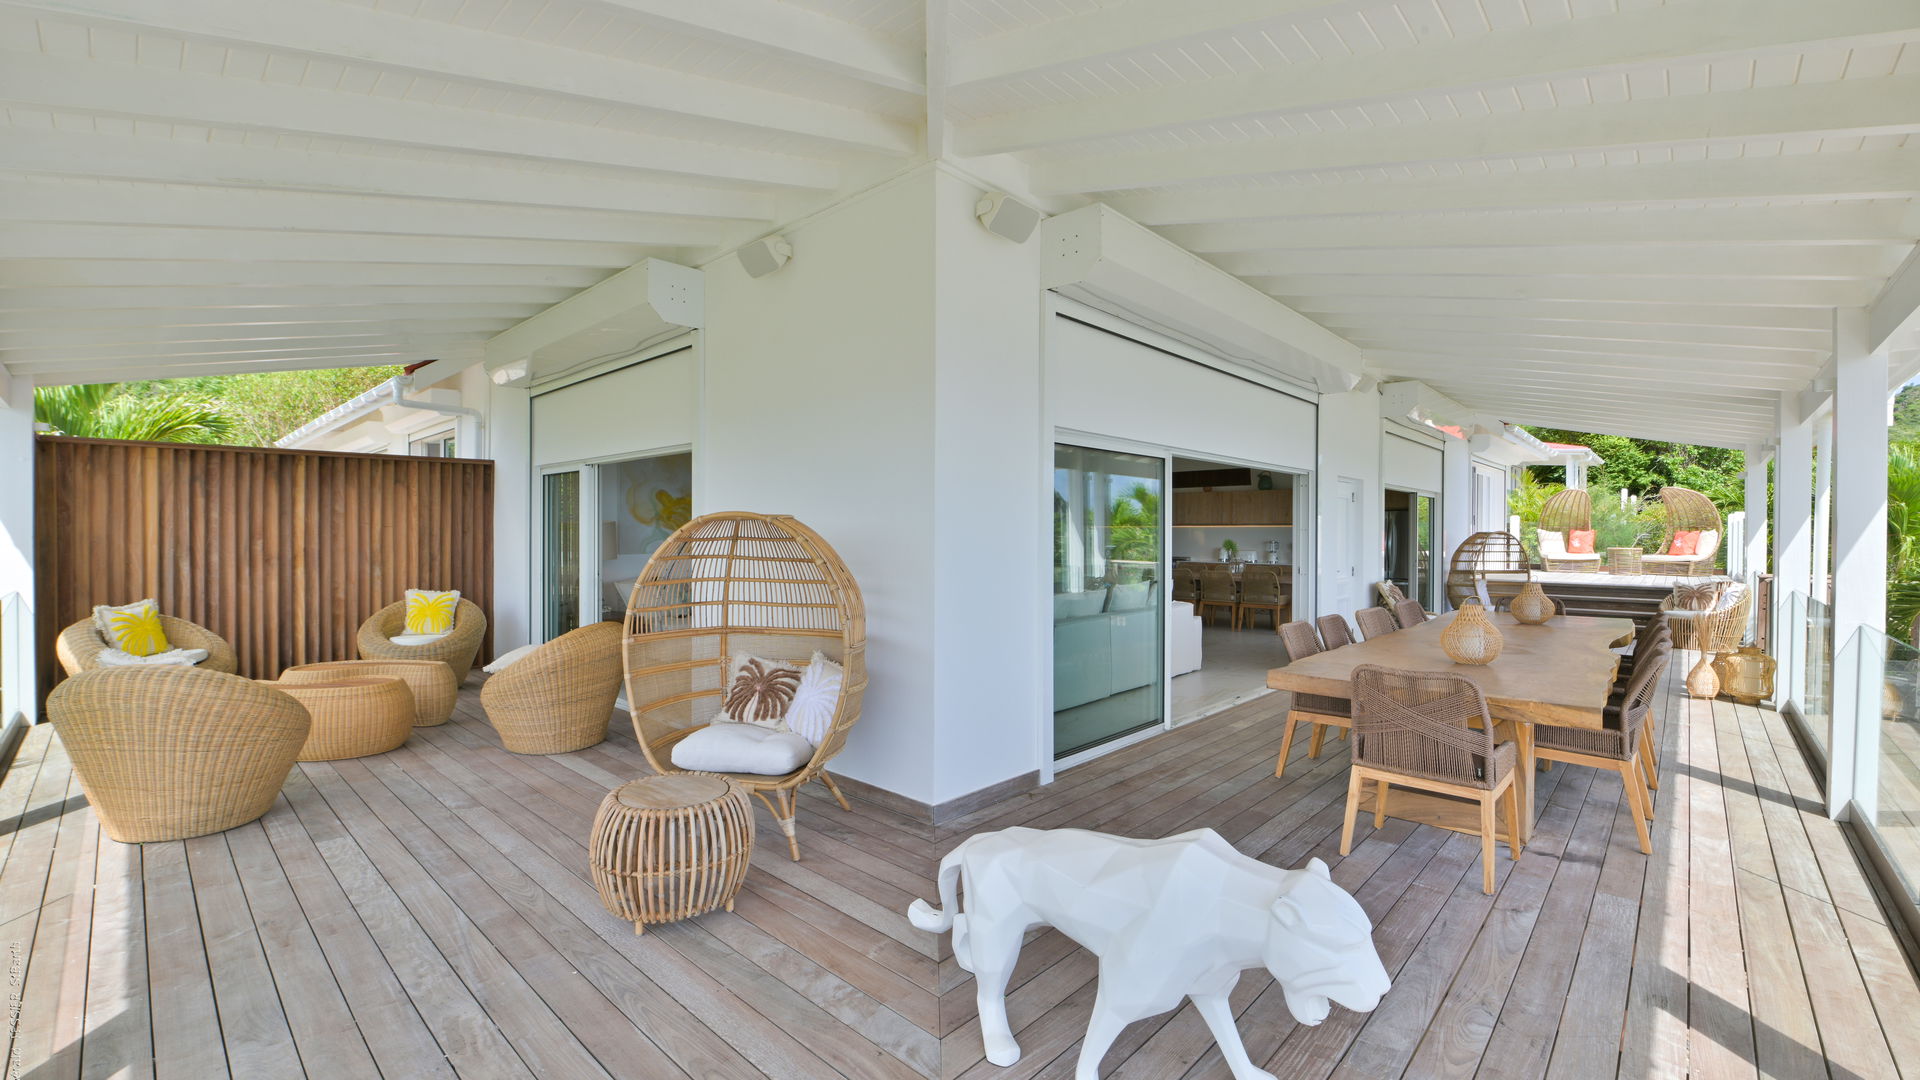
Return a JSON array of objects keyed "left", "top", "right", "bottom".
[{"left": 1328, "top": 477, "right": 1362, "bottom": 615}]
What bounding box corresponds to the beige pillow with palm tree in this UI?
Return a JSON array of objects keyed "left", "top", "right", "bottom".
[{"left": 716, "top": 654, "right": 804, "bottom": 730}]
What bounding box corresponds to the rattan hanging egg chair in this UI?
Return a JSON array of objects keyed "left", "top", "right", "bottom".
[
  {"left": 1445, "top": 531, "right": 1531, "bottom": 611},
  {"left": 623, "top": 512, "right": 868, "bottom": 861},
  {"left": 1642, "top": 485, "right": 1723, "bottom": 578},
  {"left": 1536, "top": 488, "right": 1601, "bottom": 572}
]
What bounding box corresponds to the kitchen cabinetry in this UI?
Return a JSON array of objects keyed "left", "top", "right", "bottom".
[{"left": 1174, "top": 489, "right": 1292, "bottom": 526}]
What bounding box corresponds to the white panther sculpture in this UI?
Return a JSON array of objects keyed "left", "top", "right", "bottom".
[{"left": 908, "top": 826, "right": 1389, "bottom": 1080}]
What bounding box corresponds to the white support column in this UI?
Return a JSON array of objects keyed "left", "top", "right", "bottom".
[
  {"left": 1744, "top": 442, "right": 1772, "bottom": 645},
  {"left": 1828, "top": 308, "right": 1888, "bottom": 820},
  {"left": 0, "top": 375, "right": 38, "bottom": 732},
  {"left": 1812, "top": 410, "right": 1834, "bottom": 604},
  {"left": 1440, "top": 437, "right": 1472, "bottom": 610},
  {"left": 488, "top": 380, "right": 532, "bottom": 653},
  {"left": 1774, "top": 395, "right": 1815, "bottom": 712}
]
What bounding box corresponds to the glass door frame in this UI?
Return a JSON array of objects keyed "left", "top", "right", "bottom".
[
  {"left": 1043, "top": 429, "right": 1317, "bottom": 777},
  {"left": 531, "top": 443, "right": 693, "bottom": 646}
]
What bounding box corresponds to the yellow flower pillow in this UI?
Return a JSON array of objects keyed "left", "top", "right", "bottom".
[
  {"left": 403, "top": 589, "right": 461, "bottom": 636},
  {"left": 92, "top": 599, "right": 171, "bottom": 658}
]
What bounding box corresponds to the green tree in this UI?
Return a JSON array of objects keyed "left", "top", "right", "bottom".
[
  {"left": 1892, "top": 384, "right": 1920, "bottom": 443},
  {"left": 34, "top": 382, "right": 232, "bottom": 443},
  {"left": 1522, "top": 428, "right": 1747, "bottom": 510},
  {"left": 120, "top": 365, "right": 403, "bottom": 447}
]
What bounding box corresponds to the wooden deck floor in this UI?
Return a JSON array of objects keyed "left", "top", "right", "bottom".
[{"left": 2, "top": 658, "right": 1917, "bottom": 1079}]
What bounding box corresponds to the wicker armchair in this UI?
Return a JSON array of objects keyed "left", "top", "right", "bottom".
[
  {"left": 481, "top": 621, "right": 625, "bottom": 755},
  {"left": 1355, "top": 607, "right": 1398, "bottom": 641},
  {"left": 1393, "top": 599, "right": 1429, "bottom": 629},
  {"left": 55, "top": 614, "right": 238, "bottom": 677},
  {"left": 1534, "top": 641, "right": 1670, "bottom": 854},
  {"left": 46, "top": 666, "right": 310, "bottom": 843},
  {"left": 1642, "top": 486, "right": 1722, "bottom": 577},
  {"left": 624, "top": 513, "right": 867, "bottom": 861},
  {"left": 1536, "top": 488, "right": 1602, "bottom": 572},
  {"left": 1342, "top": 665, "right": 1521, "bottom": 894},
  {"left": 357, "top": 597, "right": 488, "bottom": 683},
  {"left": 1274, "top": 620, "right": 1351, "bottom": 778}
]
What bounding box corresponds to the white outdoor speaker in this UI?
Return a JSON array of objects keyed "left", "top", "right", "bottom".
[
  {"left": 976, "top": 192, "right": 1042, "bottom": 243},
  {"left": 737, "top": 235, "right": 793, "bottom": 278}
]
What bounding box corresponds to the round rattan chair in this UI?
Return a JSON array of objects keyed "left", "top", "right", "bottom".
[
  {"left": 357, "top": 597, "right": 488, "bottom": 683},
  {"left": 482, "top": 621, "right": 625, "bottom": 754},
  {"left": 55, "top": 614, "right": 238, "bottom": 677},
  {"left": 623, "top": 513, "right": 868, "bottom": 861},
  {"left": 46, "top": 665, "right": 310, "bottom": 843},
  {"left": 1536, "top": 488, "right": 1601, "bottom": 572},
  {"left": 1643, "top": 486, "right": 1723, "bottom": 577},
  {"left": 1445, "top": 532, "right": 1531, "bottom": 611}
]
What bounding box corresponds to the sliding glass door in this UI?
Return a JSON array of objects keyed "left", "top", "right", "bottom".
[
  {"left": 539, "top": 451, "right": 693, "bottom": 641},
  {"left": 1053, "top": 443, "right": 1165, "bottom": 758}
]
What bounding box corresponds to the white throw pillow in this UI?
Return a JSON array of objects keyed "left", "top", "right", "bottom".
[
  {"left": 94, "top": 646, "right": 210, "bottom": 667},
  {"left": 390, "top": 631, "right": 453, "bottom": 646},
  {"left": 670, "top": 723, "right": 814, "bottom": 775},
  {"left": 783, "top": 652, "right": 843, "bottom": 747},
  {"left": 482, "top": 643, "right": 542, "bottom": 674}
]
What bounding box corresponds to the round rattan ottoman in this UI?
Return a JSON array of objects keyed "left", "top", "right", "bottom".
[
  {"left": 1607, "top": 546, "right": 1644, "bottom": 575},
  {"left": 590, "top": 774, "right": 754, "bottom": 935},
  {"left": 280, "top": 659, "right": 458, "bottom": 726},
  {"left": 264, "top": 677, "right": 414, "bottom": 761}
]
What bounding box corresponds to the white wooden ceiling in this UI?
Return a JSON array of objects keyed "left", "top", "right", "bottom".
[{"left": 5, "top": 0, "right": 1918, "bottom": 445}]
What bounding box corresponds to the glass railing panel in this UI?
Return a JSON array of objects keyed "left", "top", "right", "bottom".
[
  {"left": 1872, "top": 627, "right": 1920, "bottom": 907},
  {"left": 1804, "top": 593, "right": 1833, "bottom": 753}
]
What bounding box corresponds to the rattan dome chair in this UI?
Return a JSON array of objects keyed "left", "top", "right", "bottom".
[
  {"left": 481, "top": 621, "right": 625, "bottom": 755},
  {"left": 1536, "top": 488, "right": 1602, "bottom": 572},
  {"left": 624, "top": 512, "right": 867, "bottom": 861},
  {"left": 357, "top": 597, "right": 489, "bottom": 683},
  {"left": 1445, "top": 532, "right": 1531, "bottom": 611},
  {"left": 46, "top": 665, "right": 310, "bottom": 843},
  {"left": 55, "top": 614, "right": 238, "bottom": 677},
  {"left": 1643, "top": 486, "right": 1723, "bottom": 577}
]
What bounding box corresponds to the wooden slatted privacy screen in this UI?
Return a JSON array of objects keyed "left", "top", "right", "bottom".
[{"left": 35, "top": 436, "right": 492, "bottom": 693}]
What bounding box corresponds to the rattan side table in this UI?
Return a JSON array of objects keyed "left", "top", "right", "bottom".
[
  {"left": 263, "top": 676, "right": 414, "bottom": 761},
  {"left": 1607, "top": 546, "right": 1644, "bottom": 575},
  {"left": 590, "top": 774, "right": 754, "bottom": 935},
  {"left": 281, "top": 659, "right": 459, "bottom": 726}
]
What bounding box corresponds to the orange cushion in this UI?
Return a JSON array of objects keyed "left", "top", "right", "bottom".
[
  {"left": 1566, "top": 529, "right": 1596, "bottom": 554},
  {"left": 1668, "top": 530, "right": 1702, "bottom": 556}
]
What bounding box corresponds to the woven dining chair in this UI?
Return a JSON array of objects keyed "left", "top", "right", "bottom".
[
  {"left": 1274, "top": 620, "right": 1351, "bottom": 778},
  {"left": 1354, "top": 607, "right": 1399, "bottom": 641},
  {"left": 1316, "top": 614, "right": 1356, "bottom": 650},
  {"left": 1392, "top": 599, "right": 1429, "bottom": 629},
  {"left": 1171, "top": 565, "right": 1201, "bottom": 605},
  {"left": 1197, "top": 569, "right": 1239, "bottom": 628},
  {"left": 1533, "top": 642, "right": 1671, "bottom": 855},
  {"left": 1237, "top": 566, "right": 1287, "bottom": 632},
  {"left": 1342, "top": 664, "right": 1522, "bottom": 895}
]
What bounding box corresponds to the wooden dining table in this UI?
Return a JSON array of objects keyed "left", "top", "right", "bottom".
[{"left": 1266, "top": 609, "right": 1634, "bottom": 844}]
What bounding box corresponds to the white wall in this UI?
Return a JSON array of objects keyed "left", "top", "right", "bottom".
[
  {"left": 489, "top": 380, "right": 533, "bottom": 652},
  {"left": 700, "top": 171, "right": 940, "bottom": 804},
  {"left": 0, "top": 377, "right": 36, "bottom": 729},
  {"left": 531, "top": 346, "right": 696, "bottom": 466},
  {"left": 1440, "top": 437, "right": 1474, "bottom": 608},
  {"left": 1382, "top": 427, "right": 1443, "bottom": 493},
  {"left": 928, "top": 168, "right": 1045, "bottom": 805},
  {"left": 1317, "top": 389, "right": 1384, "bottom": 618}
]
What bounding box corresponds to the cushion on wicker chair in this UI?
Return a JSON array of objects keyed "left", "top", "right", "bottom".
[
  {"left": 93, "top": 599, "right": 171, "bottom": 657},
  {"left": 671, "top": 723, "right": 813, "bottom": 775},
  {"left": 783, "top": 653, "right": 844, "bottom": 746},
  {"left": 390, "top": 632, "right": 453, "bottom": 646},
  {"left": 94, "top": 646, "right": 211, "bottom": 667},
  {"left": 404, "top": 589, "right": 461, "bottom": 634},
  {"left": 1566, "top": 529, "right": 1596, "bottom": 554},
  {"left": 482, "top": 643, "right": 541, "bottom": 674}
]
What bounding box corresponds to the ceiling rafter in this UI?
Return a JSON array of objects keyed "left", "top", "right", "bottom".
[
  {"left": 0, "top": 261, "right": 612, "bottom": 290},
  {"left": 5, "top": 0, "right": 916, "bottom": 154},
  {"left": 1259, "top": 274, "right": 1879, "bottom": 307},
  {"left": 1112, "top": 149, "right": 1920, "bottom": 225},
  {"left": 0, "top": 304, "right": 556, "bottom": 332},
  {"left": 955, "top": 0, "right": 1920, "bottom": 154},
  {"left": 1034, "top": 74, "right": 1920, "bottom": 194},
  {"left": 579, "top": 0, "right": 925, "bottom": 93},
  {"left": 1213, "top": 244, "right": 1905, "bottom": 281},
  {"left": 0, "top": 285, "right": 583, "bottom": 310},
  {"left": 0, "top": 225, "right": 664, "bottom": 269}
]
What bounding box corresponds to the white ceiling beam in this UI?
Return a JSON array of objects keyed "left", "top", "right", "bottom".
[
  {"left": 1111, "top": 148, "right": 1920, "bottom": 224},
  {"left": 1365, "top": 357, "right": 1811, "bottom": 396},
  {"left": 6, "top": 129, "right": 777, "bottom": 221},
  {"left": 1214, "top": 245, "right": 1902, "bottom": 281},
  {"left": 0, "top": 224, "right": 657, "bottom": 269},
  {"left": 0, "top": 261, "right": 609, "bottom": 290},
  {"left": 0, "top": 318, "right": 513, "bottom": 347},
  {"left": 1259, "top": 274, "right": 1878, "bottom": 307},
  {"left": 581, "top": 0, "right": 923, "bottom": 93},
  {"left": 955, "top": 0, "right": 1920, "bottom": 153},
  {"left": 1355, "top": 338, "right": 1815, "bottom": 375},
  {"left": 0, "top": 182, "right": 740, "bottom": 248},
  {"left": 26, "top": 348, "right": 483, "bottom": 386},
  {"left": 5, "top": 334, "right": 488, "bottom": 368},
  {"left": 1869, "top": 246, "right": 1920, "bottom": 354},
  {"left": 1314, "top": 314, "right": 1828, "bottom": 351},
  {"left": 0, "top": 304, "right": 552, "bottom": 332},
  {"left": 15, "top": 345, "right": 443, "bottom": 377},
  {"left": 948, "top": 0, "right": 1350, "bottom": 89},
  {"left": 1423, "top": 386, "right": 1768, "bottom": 439},
  {"left": 1284, "top": 295, "right": 1835, "bottom": 332},
  {"left": 1409, "top": 374, "right": 1775, "bottom": 418},
  {"left": 6, "top": 0, "right": 915, "bottom": 154},
  {"left": 0, "top": 50, "right": 841, "bottom": 191},
  {"left": 1160, "top": 204, "right": 1920, "bottom": 253},
  {"left": 1034, "top": 74, "right": 1920, "bottom": 194},
  {"left": 0, "top": 285, "right": 580, "bottom": 310}
]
